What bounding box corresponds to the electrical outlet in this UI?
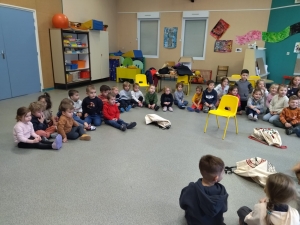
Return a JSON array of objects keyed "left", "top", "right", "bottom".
[{"left": 287, "top": 52, "right": 290, "bottom": 55}]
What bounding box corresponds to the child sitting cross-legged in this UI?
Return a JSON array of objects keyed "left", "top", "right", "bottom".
[
  {"left": 246, "top": 89, "right": 264, "bottom": 121},
  {"left": 226, "top": 85, "right": 241, "bottom": 114},
  {"left": 214, "top": 77, "right": 229, "bottom": 107},
  {"left": 273, "top": 95, "right": 300, "bottom": 135},
  {"left": 160, "top": 86, "right": 174, "bottom": 112},
  {"left": 103, "top": 93, "right": 137, "bottom": 131},
  {"left": 265, "top": 83, "right": 279, "bottom": 114},
  {"left": 262, "top": 84, "right": 288, "bottom": 124},
  {"left": 131, "top": 83, "right": 144, "bottom": 108},
  {"left": 119, "top": 81, "right": 132, "bottom": 112},
  {"left": 98, "top": 85, "right": 111, "bottom": 104},
  {"left": 57, "top": 103, "right": 91, "bottom": 142},
  {"left": 174, "top": 82, "right": 188, "bottom": 109},
  {"left": 187, "top": 86, "right": 203, "bottom": 113},
  {"left": 179, "top": 155, "right": 228, "bottom": 225},
  {"left": 202, "top": 80, "right": 218, "bottom": 113},
  {"left": 144, "top": 84, "right": 159, "bottom": 111}
]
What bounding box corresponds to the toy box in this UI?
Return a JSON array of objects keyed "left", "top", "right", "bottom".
[{"left": 83, "top": 20, "right": 103, "bottom": 30}]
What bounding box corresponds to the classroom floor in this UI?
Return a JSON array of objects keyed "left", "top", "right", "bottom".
[{"left": 0, "top": 80, "right": 299, "bottom": 225}]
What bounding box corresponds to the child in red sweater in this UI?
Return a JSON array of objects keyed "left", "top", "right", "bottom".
[{"left": 103, "top": 93, "right": 137, "bottom": 131}]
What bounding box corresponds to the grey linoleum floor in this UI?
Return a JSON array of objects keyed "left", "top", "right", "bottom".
[{"left": 0, "top": 80, "right": 299, "bottom": 225}]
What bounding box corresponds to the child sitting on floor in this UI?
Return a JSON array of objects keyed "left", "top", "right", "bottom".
[
  {"left": 38, "top": 92, "right": 57, "bottom": 127},
  {"left": 202, "top": 80, "right": 218, "bottom": 113},
  {"left": 265, "top": 83, "right": 279, "bottom": 114},
  {"left": 246, "top": 89, "right": 263, "bottom": 121},
  {"left": 160, "top": 86, "right": 174, "bottom": 112},
  {"left": 237, "top": 173, "right": 299, "bottom": 225},
  {"left": 119, "top": 81, "right": 132, "bottom": 112},
  {"left": 57, "top": 103, "right": 91, "bottom": 142},
  {"left": 131, "top": 83, "right": 144, "bottom": 108},
  {"left": 111, "top": 86, "right": 121, "bottom": 107},
  {"left": 144, "top": 84, "right": 159, "bottom": 111},
  {"left": 227, "top": 85, "right": 241, "bottom": 114},
  {"left": 180, "top": 155, "right": 228, "bottom": 225},
  {"left": 29, "top": 101, "right": 57, "bottom": 139},
  {"left": 13, "top": 107, "right": 62, "bottom": 150},
  {"left": 287, "top": 75, "right": 300, "bottom": 97},
  {"left": 297, "top": 88, "right": 300, "bottom": 108},
  {"left": 273, "top": 95, "right": 300, "bottom": 135},
  {"left": 103, "top": 93, "right": 137, "bottom": 131},
  {"left": 174, "top": 82, "right": 188, "bottom": 109},
  {"left": 263, "top": 84, "right": 288, "bottom": 124},
  {"left": 214, "top": 77, "right": 229, "bottom": 106},
  {"left": 254, "top": 79, "right": 269, "bottom": 105},
  {"left": 98, "top": 85, "right": 111, "bottom": 103},
  {"left": 235, "top": 69, "right": 253, "bottom": 112},
  {"left": 187, "top": 86, "right": 203, "bottom": 113}
]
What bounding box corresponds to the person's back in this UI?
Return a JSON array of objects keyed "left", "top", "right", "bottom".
[{"left": 179, "top": 155, "right": 228, "bottom": 225}]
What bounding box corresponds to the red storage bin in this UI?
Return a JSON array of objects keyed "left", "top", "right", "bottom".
[{"left": 80, "top": 71, "right": 90, "bottom": 79}]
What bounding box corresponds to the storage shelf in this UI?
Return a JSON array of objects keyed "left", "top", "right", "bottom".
[
  {"left": 64, "top": 46, "right": 88, "bottom": 48},
  {"left": 66, "top": 67, "right": 90, "bottom": 72},
  {"left": 64, "top": 53, "right": 89, "bottom": 55},
  {"left": 67, "top": 78, "right": 90, "bottom": 84}
]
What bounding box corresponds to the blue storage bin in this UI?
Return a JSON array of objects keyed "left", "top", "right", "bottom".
[{"left": 66, "top": 64, "right": 78, "bottom": 70}]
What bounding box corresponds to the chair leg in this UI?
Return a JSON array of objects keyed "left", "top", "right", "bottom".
[
  {"left": 216, "top": 116, "right": 220, "bottom": 128},
  {"left": 222, "top": 117, "right": 230, "bottom": 140},
  {"left": 204, "top": 113, "right": 210, "bottom": 133},
  {"left": 234, "top": 116, "right": 238, "bottom": 134}
]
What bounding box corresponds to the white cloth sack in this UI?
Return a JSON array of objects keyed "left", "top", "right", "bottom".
[
  {"left": 145, "top": 114, "right": 171, "bottom": 129},
  {"left": 251, "top": 128, "right": 282, "bottom": 147},
  {"left": 234, "top": 157, "right": 276, "bottom": 186}
]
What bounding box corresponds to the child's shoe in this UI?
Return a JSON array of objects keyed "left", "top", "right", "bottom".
[
  {"left": 237, "top": 111, "right": 242, "bottom": 115},
  {"left": 126, "top": 122, "right": 137, "bottom": 129},
  {"left": 52, "top": 134, "right": 62, "bottom": 150},
  {"left": 248, "top": 113, "right": 253, "bottom": 120},
  {"left": 131, "top": 103, "right": 136, "bottom": 108},
  {"left": 86, "top": 125, "right": 96, "bottom": 131},
  {"left": 50, "top": 132, "right": 58, "bottom": 139},
  {"left": 168, "top": 107, "right": 173, "bottom": 112},
  {"left": 195, "top": 109, "right": 201, "bottom": 113},
  {"left": 187, "top": 107, "right": 194, "bottom": 112},
  {"left": 163, "top": 106, "right": 167, "bottom": 112},
  {"left": 80, "top": 134, "right": 91, "bottom": 141},
  {"left": 154, "top": 105, "right": 160, "bottom": 111},
  {"left": 125, "top": 105, "right": 132, "bottom": 112},
  {"left": 286, "top": 127, "right": 295, "bottom": 135},
  {"left": 120, "top": 108, "right": 125, "bottom": 113},
  {"left": 120, "top": 124, "right": 127, "bottom": 131},
  {"left": 253, "top": 115, "right": 258, "bottom": 121}
]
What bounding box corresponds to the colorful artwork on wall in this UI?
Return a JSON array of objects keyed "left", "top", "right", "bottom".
[
  {"left": 262, "top": 22, "right": 300, "bottom": 43},
  {"left": 210, "top": 19, "right": 230, "bottom": 40},
  {"left": 294, "top": 42, "right": 300, "bottom": 54},
  {"left": 164, "top": 27, "right": 178, "bottom": 49},
  {"left": 235, "top": 30, "right": 262, "bottom": 45},
  {"left": 214, "top": 40, "right": 233, "bottom": 53}
]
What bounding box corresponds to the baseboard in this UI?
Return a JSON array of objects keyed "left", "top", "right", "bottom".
[{"left": 42, "top": 87, "right": 55, "bottom": 92}]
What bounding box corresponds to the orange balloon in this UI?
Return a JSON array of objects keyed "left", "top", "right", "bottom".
[{"left": 52, "top": 13, "right": 69, "bottom": 29}]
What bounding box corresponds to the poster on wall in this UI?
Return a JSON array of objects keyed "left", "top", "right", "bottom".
[
  {"left": 210, "top": 19, "right": 230, "bottom": 40},
  {"left": 164, "top": 27, "right": 178, "bottom": 49},
  {"left": 214, "top": 40, "right": 233, "bottom": 53},
  {"left": 294, "top": 42, "right": 300, "bottom": 53},
  {"left": 235, "top": 30, "right": 262, "bottom": 45}
]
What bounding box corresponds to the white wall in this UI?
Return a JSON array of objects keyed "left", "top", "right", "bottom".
[{"left": 62, "top": 0, "right": 118, "bottom": 52}]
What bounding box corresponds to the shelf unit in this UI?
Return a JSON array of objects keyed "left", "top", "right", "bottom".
[{"left": 50, "top": 29, "right": 91, "bottom": 89}]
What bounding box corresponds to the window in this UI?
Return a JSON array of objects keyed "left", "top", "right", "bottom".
[
  {"left": 181, "top": 11, "right": 209, "bottom": 60},
  {"left": 137, "top": 12, "right": 160, "bottom": 58}
]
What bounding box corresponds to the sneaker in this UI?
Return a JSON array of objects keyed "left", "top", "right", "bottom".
[
  {"left": 195, "top": 109, "right": 200, "bottom": 113},
  {"left": 131, "top": 104, "right": 136, "bottom": 108},
  {"left": 168, "top": 107, "right": 173, "bottom": 112},
  {"left": 253, "top": 115, "right": 258, "bottom": 121},
  {"left": 120, "top": 124, "right": 127, "bottom": 131},
  {"left": 126, "top": 105, "right": 132, "bottom": 112},
  {"left": 120, "top": 108, "right": 125, "bottom": 113},
  {"left": 154, "top": 105, "right": 160, "bottom": 111},
  {"left": 187, "top": 107, "right": 194, "bottom": 112},
  {"left": 50, "top": 132, "right": 58, "bottom": 139},
  {"left": 80, "top": 134, "right": 91, "bottom": 141},
  {"left": 127, "top": 122, "right": 137, "bottom": 129},
  {"left": 163, "top": 106, "right": 167, "bottom": 112},
  {"left": 42, "top": 136, "right": 49, "bottom": 142},
  {"left": 52, "top": 134, "right": 62, "bottom": 150},
  {"left": 286, "top": 127, "right": 295, "bottom": 135},
  {"left": 86, "top": 125, "right": 96, "bottom": 131},
  {"left": 248, "top": 113, "right": 253, "bottom": 120}
]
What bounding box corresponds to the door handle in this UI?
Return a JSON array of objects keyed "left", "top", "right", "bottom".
[{"left": 1, "top": 51, "right": 5, "bottom": 59}]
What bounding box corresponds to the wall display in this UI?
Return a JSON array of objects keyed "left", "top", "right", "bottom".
[
  {"left": 294, "top": 42, "right": 300, "bottom": 53},
  {"left": 262, "top": 22, "right": 300, "bottom": 43},
  {"left": 163, "top": 27, "right": 178, "bottom": 49},
  {"left": 214, "top": 40, "right": 233, "bottom": 53},
  {"left": 210, "top": 19, "right": 230, "bottom": 40},
  {"left": 235, "top": 30, "right": 262, "bottom": 45}
]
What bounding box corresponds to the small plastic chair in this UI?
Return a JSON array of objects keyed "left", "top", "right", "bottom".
[
  {"left": 133, "top": 60, "right": 144, "bottom": 72},
  {"left": 249, "top": 75, "right": 260, "bottom": 88},
  {"left": 135, "top": 74, "right": 149, "bottom": 91},
  {"left": 231, "top": 74, "right": 241, "bottom": 79},
  {"left": 176, "top": 75, "right": 190, "bottom": 95},
  {"left": 204, "top": 95, "right": 239, "bottom": 140}
]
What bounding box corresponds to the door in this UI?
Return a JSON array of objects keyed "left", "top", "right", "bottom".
[
  {"left": 0, "top": 6, "right": 40, "bottom": 97},
  {"left": 0, "top": 20, "right": 12, "bottom": 100},
  {"left": 99, "top": 31, "right": 109, "bottom": 79}
]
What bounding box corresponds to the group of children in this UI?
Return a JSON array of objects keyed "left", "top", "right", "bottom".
[{"left": 180, "top": 154, "right": 299, "bottom": 225}]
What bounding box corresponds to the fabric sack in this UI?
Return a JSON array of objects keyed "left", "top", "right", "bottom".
[
  {"left": 145, "top": 114, "right": 171, "bottom": 130},
  {"left": 249, "top": 128, "right": 285, "bottom": 148}
]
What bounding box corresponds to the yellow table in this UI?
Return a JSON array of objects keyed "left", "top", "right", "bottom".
[{"left": 116, "top": 67, "right": 141, "bottom": 82}]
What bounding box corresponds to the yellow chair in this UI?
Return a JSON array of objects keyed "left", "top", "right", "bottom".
[
  {"left": 204, "top": 95, "right": 239, "bottom": 140},
  {"left": 176, "top": 75, "right": 190, "bottom": 95},
  {"left": 249, "top": 75, "right": 260, "bottom": 88},
  {"left": 229, "top": 74, "right": 241, "bottom": 86},
  {"left": 135, "top": 74, "right": 149, "bottom": 91}
]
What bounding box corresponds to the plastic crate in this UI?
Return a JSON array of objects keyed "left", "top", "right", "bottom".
[
  {"left": 83, "top": 20, "right": 103, "bottom": 30},
  {"left": 80, "top": 71, "right": 90, "bottom": 79},
  {"left": 65, "top": 64, "right": 78, "bottom": 70},
  {"left": 71, "top": 60, "right": 86, "bottom": 68}
]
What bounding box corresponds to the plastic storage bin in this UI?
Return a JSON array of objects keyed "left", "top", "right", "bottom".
[
  {"left": 66, "top": 64, "right": 78, "bottom": 70},
  {"left": 66, "top": 74, "right": 73, "bottom": 83},
  {"left": 71, "top": 60, "right": 86, "bottom": 68},
  {"left": 82, "top": 20, "right": 103, "bottom": 30},
  {"left": 80, "top": 71, "right": 90, "bottom": 79}
]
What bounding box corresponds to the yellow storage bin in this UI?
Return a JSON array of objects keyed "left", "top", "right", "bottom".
[{"left": 82, "top": 20, "right": 103, "bottom": 30}]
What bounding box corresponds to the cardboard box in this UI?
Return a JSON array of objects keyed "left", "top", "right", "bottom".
[{"left": 178, "top": 57, "right": 193, "bottom": 69}]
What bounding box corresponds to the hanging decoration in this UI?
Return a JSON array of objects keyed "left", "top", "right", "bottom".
[
  {"left": 214, "top": 40, "right": 233, "bottom": 53},
  {"left": 262, "top": 22, "right": 300, "bottom": 43},
  {"left": 210, "top": 19, "right": 230, "bottom": 40},
  {"left": 163, "top": 27, "right": 178, "bottom": 49},
  {"left": 235, "top": 30, "right": 262, "bottom": 45}
]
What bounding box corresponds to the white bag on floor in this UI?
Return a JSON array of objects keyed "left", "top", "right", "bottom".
[
  {"left": 145, "top": 114, "right": 171, "bottom": 129},
  {"left": 234, "top": 157, "right": 276, "bottom": 186},
  {"left": 252, "top": 128, "right": 282, "bottom": 147}
]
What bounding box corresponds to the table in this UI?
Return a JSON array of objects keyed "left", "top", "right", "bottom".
[
  {"left": 156, "top": 74, "right": 198, "bottom": 93},
  {"left": 227, "top": 77, "right": 274, "bottom": 83},
  {"left": 116, "top": 67, "right": 141, "bottom": 82}
]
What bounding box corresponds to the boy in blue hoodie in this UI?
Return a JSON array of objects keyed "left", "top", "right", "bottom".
[
  {"left": 179, "top": 155, "right": 228, "bottom": 225},
  {"left": 202, "top": 80, "right": 218, "bottom": 113}
]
